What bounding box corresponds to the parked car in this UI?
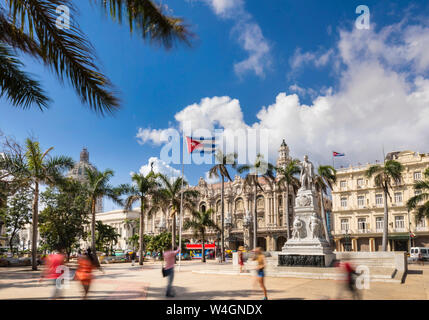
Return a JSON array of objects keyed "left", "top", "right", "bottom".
[{"left": 410, "top": 247, "right": 429, "bottom": 261}]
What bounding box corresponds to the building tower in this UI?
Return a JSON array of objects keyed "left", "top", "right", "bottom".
[
  {"left": 276, "top": 139, "right": 291, "bottom": 170},
  {"left": 67, "top": 148, "right": 103, "bottom": 212}
]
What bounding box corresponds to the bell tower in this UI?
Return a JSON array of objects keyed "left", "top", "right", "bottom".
[{"left": 276, "top": 139, "right": 291, "bottom": 169}]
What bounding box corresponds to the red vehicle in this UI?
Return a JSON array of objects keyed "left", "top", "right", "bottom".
[{"left": 186, "top": 243, "right": 216, "bottom": 259}]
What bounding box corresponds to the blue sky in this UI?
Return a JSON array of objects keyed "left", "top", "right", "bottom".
[{"left": 2, "top": 1, "right": 429, "bottom": 211}]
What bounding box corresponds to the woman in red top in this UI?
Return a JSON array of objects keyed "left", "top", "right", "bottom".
[{"left": 75, "top": 249, "right": 100, "bottom": 299}]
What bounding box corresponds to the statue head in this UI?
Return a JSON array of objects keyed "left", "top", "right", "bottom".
[{"left": 304, "top": 155, "right": 308, "bottom": 162}]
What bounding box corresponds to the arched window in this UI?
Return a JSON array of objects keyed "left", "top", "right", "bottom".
[
  {"left": 257, "top": 196, "right": 265, "bottom": 210},
  {"left": 235, "top": 198, "right": 244, "bottom": 213},
  {"left": 200, "top": 203, "right": 206, "bottom": 213}
]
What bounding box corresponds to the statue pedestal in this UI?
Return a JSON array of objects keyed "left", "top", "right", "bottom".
[{"left": 278, "top": 188, "right": 334, "bottom": 267}]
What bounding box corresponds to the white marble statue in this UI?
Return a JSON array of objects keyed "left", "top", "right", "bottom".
[
  {"left": 309, "top": 213, "right": 322, "bottom": 239},
  {"left": 292, "top": 217, "right": 304, "bottom": 239},
  {"left": 300, "top": 155, "right": 315, "bottom": 190}
]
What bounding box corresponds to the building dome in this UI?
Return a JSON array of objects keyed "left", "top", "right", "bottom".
[
  {"left": 67, "top": 148, "right": 97, "bottom": 182},
  {"left": 68, "top": 148, "right": 103, "bottom": 212}
]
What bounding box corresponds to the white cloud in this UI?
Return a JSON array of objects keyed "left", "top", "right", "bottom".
[
  {"left": 204, "top": 0, "right": 242, "bottom": 16},
  {"left": 290, "top": 48, "right": 334, "bottom": 71},
  {"left": 138, "top": 21, "right": 429, "bottom": 167},
  {"left": 201, "top": 0, "right": 271, "bottom": 77},
  {"left": 205, "top": 171, "right": 220, "bottom": 184},
  {"left": 137, "top": 157, "right": 182, "bottom": 179},
  {"left": 136, "top": 128, "right": 175, "bottom": 146}
]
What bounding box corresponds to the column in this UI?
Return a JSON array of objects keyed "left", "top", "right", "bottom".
[
  {"left": 265, "top": 195, "right": 270, "bottom": 227},
  {"left": 369, "top": 238, "right": 375, "bottom": 252},
  {"left": 352, "top": 238, "right": 358, "bottom": 252},
  {"left": 334, "top": 239, "right": 338, "bottom": 252},
  {"left": 273, "top": 191, "right": 278, "bottom": 226},
  {"left": 282, "top": 192, "right": 287, "bottom": 227}
]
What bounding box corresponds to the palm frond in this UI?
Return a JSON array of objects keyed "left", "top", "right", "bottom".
[
  {"left": 8, "top": 0, "right": 120, "bottom": 115},
  {"left": 0, "top": 43, "right": 50, "bottom": 110},
  {"left": 97, "top": 0, "right": 194, "bottom": 49}
]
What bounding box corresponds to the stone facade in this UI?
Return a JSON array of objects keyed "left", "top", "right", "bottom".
[
  {"left": 331, "top": 150, "right": 429, "bottom": 252},
  {"left": 93, "top": 140, "right": 335, "bottom": 252}
]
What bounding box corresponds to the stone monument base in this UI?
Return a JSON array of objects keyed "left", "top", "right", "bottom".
[{"left": 279, "top": 239, "right": 335, "bottom": 267}]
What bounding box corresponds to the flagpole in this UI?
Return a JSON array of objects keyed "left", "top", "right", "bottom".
[{"left": 178, "top": 134, "right": 184, "bottom": 271}]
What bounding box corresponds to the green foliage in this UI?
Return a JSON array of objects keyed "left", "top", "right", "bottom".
[
  {"left": 39, "top": 182, "right": 89, "bottom": 259},
  {"left": 126, "top": 234, "right": 140, "bottom": 251},
  {"left": 184, "top": 209, "right": 218, "bottom": 262},
  {"left": 407, "top": 168, "right": 429, "bottom": 223},
  {"left": 366, "top": 160, "right": 404, "bottom": 197},
  {"left": 95, "top": 221, "right": 120, "bottom": 255},
  {"left": 3, "top": 188, "right": 32, "bottom": 254}
]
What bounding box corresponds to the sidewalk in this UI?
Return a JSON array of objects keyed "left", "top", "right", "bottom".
[{"left": 0, "top": 261, "right": 428, "bottom": 300}]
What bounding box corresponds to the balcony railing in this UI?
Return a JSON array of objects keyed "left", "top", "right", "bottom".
[
  {"left": 393, "top": 227, "right": 406, "bottom": 233},
  {"left": 416, "top": 226, "right": 429, "bottom": 232},
  {"left": 358, "top": 229, "right": 370, "bottom": 234}
]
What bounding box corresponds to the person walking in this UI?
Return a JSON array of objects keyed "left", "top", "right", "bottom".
[
  {"left": 335, "top": 258, "right": 360, "bottom": 300},
  {"left": 39, "top": 250, "right": 66, "bottom": 300},
  {"left": 253, "top": 247, "right": 268, "bottom": 300},
  {"left": 75, "top": 248, "right": 102, "bottom": 299},
  {"left": 163, "top": 246, "right": 181, "bottom": 298},
  {"left": 131, "top": 251, "right": 136, "bottom": 266},
  {"left": 238, "top": 246, "right": 245, "bottom": 273}
]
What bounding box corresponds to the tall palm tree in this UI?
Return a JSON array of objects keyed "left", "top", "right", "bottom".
[
  {"left": 184, "top": 209, "right": 219, "bottom": 263},
  {"left": 0, "top": 138, "right": 74, "bottom": 270},
  {"left": 157, "top": 174, "right": 198, "bottom": 250},
  {"left": 276, "top": 159, "right": 301, "bottom": 239},
  {"left": 208, "top": 150, "right": 237, "bottom": 262},
  {"left": 366, "top": 160, "right": 404, "bottom": 251},
  {"left": 0, "top": 0, "right": 192, "bottom": 114},
  {"left": 85, "top": 168, "right": 123, "bottom": 262},
  {"left": 314, "top": 165, "right": 337, "bottom": 244},
  {"left": 407, "top": 168, "right": 429, "bottom": 224},
  {"left": 121, "top": 171, "right": 160, "bottom": 265},
  {"left": 238, "top": 154, "right": 276, "bottom": 250}
]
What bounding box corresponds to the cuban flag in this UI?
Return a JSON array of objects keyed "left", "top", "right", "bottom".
[
  {"left": 333, "top": 151, "right": 345, "bottom": 157},
  {"left": 186, "top": 136, "right": 217, "bottom": 155}
]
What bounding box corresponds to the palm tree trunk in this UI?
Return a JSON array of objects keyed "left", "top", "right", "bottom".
[
  {"left": 202, "top": 232, "right": 206, "bottom": 263},
  {"left": 91, "top": 198, "right": 96, "bottom": 253},
  {"left": 90, "top": 198, "right": 100, "bottom": 267},
  {"left": 320, "top": 191, "right": 330, "bottom": 244},
  {"left": 139, "top": 200, "right": 145, "bottom": 265},
  {"left": 221, "top": 176, "right": 225, "bottom": 262},
  {"left": 31, "top": 181, "right": 39, "bottom": 271},
  {"left": 172, "top": 213, "right": 176, "bottom": 250},
  {"left": 285, "top": 185, "right": 290, "bottom": 239},
  {"left": 253, "top": 183, "right": 257, "bottom": 250},
  {"left": 382, "top": 190, "right": 389, "bottom": 251}
]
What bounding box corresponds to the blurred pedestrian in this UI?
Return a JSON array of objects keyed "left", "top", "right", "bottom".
[
  {"left": 39, "top": 249, "right": 66, "bottom": 300},
  {"left": 74, "top": 248, "right": 103, "bottom": 299},
  {"left": 238, "top": 246, "right": 245, "bottom": 273},
  {"left": 131, "top": 251, "right": 136, "bottom": 266},
  {"left": 163, "top": 246, "right": 181, "bottom": 298},
  {"left": 336, "top": 258, "right": 360, "bottom": 300},
  {"left": 253, "top": 247, "right": 268, "bottom": 300}
]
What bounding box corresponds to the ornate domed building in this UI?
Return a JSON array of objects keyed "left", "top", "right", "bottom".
[{"left": 68, "top": 148, "right": 103, "bottom": 213}]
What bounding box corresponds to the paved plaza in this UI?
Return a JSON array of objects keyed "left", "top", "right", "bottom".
[{"left": 0, "top": 261, "right": 428, "bottom": 300}]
